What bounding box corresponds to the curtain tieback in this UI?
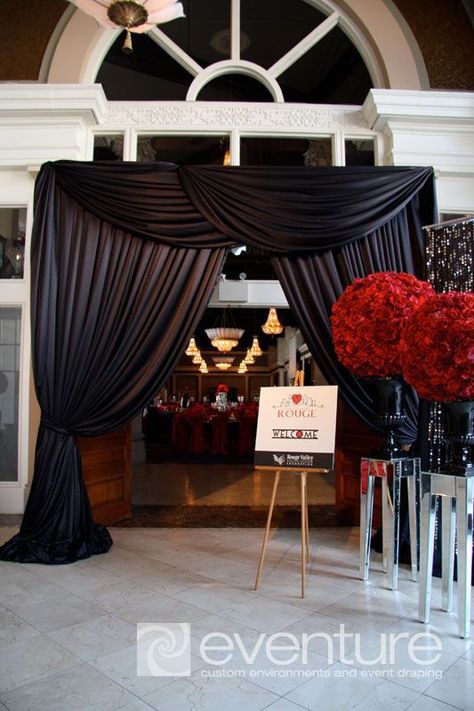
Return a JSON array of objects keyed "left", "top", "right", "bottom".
[{"left": 40, "top": 416, "right": 73, "bottom": 437}]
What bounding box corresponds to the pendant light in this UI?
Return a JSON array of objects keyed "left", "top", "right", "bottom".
[
  {"left": 261, "top": 308, "right": 284, "bottom": 335},
  {"left": 213, "top": 356, "right": 235, "bottom": 371},
  {"left": 185, "top": 336, "right": 199, "bottom": 356},
  {"left": 70, "top": 1, "right": 184, "bottom": 54},
  {"left": 244, "top": 350, "right": 255, "bottom": 364},
  {"left": 205, "top": 308, "right": 244, "bottom": 352},
  {"left": 249, "top": 336, "right": 263, "bottom": 357}
]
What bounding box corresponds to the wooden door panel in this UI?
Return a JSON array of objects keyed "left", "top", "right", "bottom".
[{"left": 77, "top": 425, "right": 132, "bottom": 525}]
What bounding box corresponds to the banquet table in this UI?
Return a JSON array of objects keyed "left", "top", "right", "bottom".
[{"left": 171, "top": 403, "right": 259, "bottom": 456}]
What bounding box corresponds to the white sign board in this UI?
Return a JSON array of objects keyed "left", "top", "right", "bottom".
[{"left": 254, "top": 386, "right": 338, "bottom": 470}]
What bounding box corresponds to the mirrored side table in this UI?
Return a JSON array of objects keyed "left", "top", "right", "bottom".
[
  {"left": 360, "top": 457, "right": 420, "bottom": 590},
  {"left": 418, "top": 468, "right": 473, "bottom": 638}
]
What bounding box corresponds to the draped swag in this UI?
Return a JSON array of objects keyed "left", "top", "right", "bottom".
[{"left": 0, "top": 161, "right": 436, "bottom": 564}]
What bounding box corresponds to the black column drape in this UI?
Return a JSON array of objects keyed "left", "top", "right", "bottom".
[
  {"left": 0, "top": 166, "right": 225, "bottom": 563},
  {"left": 272, "top": 204, "right": 427, "bottom": 441},
  {"left": 0, "top": 160, "right": 436, "bottom": 564}
]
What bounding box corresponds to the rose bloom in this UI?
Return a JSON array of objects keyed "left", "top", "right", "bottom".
[
  {"left": 400, "top": 291, "right": 474, "bottom": 401},
  {"left": 331, "top": 272, "right": 434, "bottom": 377}
]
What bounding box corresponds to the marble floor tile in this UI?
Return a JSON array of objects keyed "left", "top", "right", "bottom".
[
  {"left": 130, "top": 560, "right": 214, "bottom": 596},
  {"left": 344, "top": 635, "right": 458, "bottom": 695},
  {"left": 21, "top": 560, "right": 125, "bottom": 594},
  {"left": 77, "top": 580, "right": 158, "bottom": 613},
  {"left": 286, "top": 661, "right": 419, "bottom": 711},
  {"left": 276, "top": 611, "right": 384, "bottom": 663},
  {"left": 0, "top": 607, "right": 41, "bottom": 648},
  {"left": 263, "top": 699, "right": 308, "bottom": 711},
  {"left": 142, "top": 674, "right": 279, "bottom": 711},
  {"left": 316, "top": 586, "right": 415, "bottom": 632},
  {"left": 90, "top": 643, "right": 177, "bottom": 697},
  {"left": 0, "top": 635, "right": 80, "bottom": 694},
  {"left": 423, "top": 656, "right": 474, "bottom": 710},
  {"left": 48, "top": 614, "right": 137, "bottom": 661},
  {"left": 382, "top": 616, "right": 473, "bottom": 662},
  {"left": 0, "top": 525, "right": 471, "bottom": 710},
  {"left": 0, "top": 662, "right": 152, "bottom": 711},
  {"left": 405, "top": 695, "right": 460, "bottom": 711},
  {"left": 0, "top": 573, "right": 66, "bottom": 612},
  {"left": 12, "top": 593, "right": 104, "bottom": 633},
  {"left": 175, "top": 582, "right": 312, "bottom": 633}
]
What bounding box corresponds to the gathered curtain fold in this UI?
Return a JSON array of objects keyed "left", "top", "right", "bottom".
[
  {"left": 0, "top": 160, "right": 436, "bottom": 564},
  {"left": 0, "top": 169, "right": 225, "bottom": 563}
]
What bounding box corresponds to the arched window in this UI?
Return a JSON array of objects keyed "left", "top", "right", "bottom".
[{"left": 96, "top": 0, "right": 372, "bottom": 103}]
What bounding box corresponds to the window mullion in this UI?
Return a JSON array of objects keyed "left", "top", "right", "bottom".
[
  {"left": 268, "top": 11, "right": 339, "bottom": 79},
  {"left": 149, "top": 27, "right": 202, "bottom": 77},
  {"left": 231, "top": 0, "right": 241, "bottom": 61}
]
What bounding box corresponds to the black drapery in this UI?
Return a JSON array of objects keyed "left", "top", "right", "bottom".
[
  {"left": 0, "top": 161, "right": 436, "bottom": 564},
  {"left": 273, "top": 203, "right": 425, "bottom": 442},
  {"left": 0, "top": 165, "right": 225, "bottom": 563}
]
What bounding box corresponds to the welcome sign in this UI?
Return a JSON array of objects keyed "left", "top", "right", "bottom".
[{"left": 254, "top": 386, "right": 338, "bottom": 470}]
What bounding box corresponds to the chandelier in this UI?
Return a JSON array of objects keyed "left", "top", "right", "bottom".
[
  {"left": 205, "top": 327, "right": 244, "bottom": 352},
  {"left": 192, "top": 352, "right": 202, "bottom": 364},
  {"left": 70, "top": 1, "right": 184, "bottom": 53},
  {"left": 261, "top": 308, "right": 284, "bottom": 335},
  {"left": 249, "top": 336, "right": 263, "bottom": 357},
  {"left": 238, "top": 361, "right": 248, "bottom": 374},
  {"left": 185, "top": 336, "right": 199, "bottom": 356},
  {"left": 199, "top": 360, "right": 208, "bottom": 373},
  {"left": 244, "top": 350, "right": 255, "bottom": 365},
  {"left": 213, "top": 356, "right": 235, "bottom": 371}
]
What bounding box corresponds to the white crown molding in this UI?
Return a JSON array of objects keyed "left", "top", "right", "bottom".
[
  {"left": 104, "top": 101, "right": 369, "bottom": 132},
  {"left": 0, "top": 84, "right": 108, "bottom": 125},
  {"left": 363, "top": 89, "right": 474, "bottom": 129}
]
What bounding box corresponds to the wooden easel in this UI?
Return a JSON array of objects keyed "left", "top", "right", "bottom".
[{"left": 253, "top": 466, "right": 329, "bottom": 598}]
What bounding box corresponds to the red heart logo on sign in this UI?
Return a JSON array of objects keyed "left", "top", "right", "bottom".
[{"left": 292, "top": 394, "right": 302, "bottom": 405}]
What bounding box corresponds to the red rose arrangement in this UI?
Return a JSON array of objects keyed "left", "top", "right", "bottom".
[
  {"left": 399, "top": 291, "right": 474, "bottom": 401},
  {"left": 216, "top": 383, "right": 229, "bottom": 393},
  {"left": 331, "top": 272, "right": 434, "bottom": 377}
]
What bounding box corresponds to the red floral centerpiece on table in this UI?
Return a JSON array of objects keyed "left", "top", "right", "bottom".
[
  {"left": 330, "top": 271, "right": 434, "bottom": 459},
  {"left": 215, "top": 383, "right": 229, "bottom": 411},
  {"left": 400, "top": 291, "right": 474, "bottom": 471}
]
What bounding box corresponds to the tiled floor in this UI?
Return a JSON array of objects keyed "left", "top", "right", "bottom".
[
  {"left": 132, "top": 460, "right": 336, "bottom": 506},
  {"left": 0, "top": 524, "right": 472, "bottom": 710}
]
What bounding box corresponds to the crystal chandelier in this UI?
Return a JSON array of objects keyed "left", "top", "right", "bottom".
[
  {"left": 261, "top": 308, "right": 284, "bottom": 335},
  {"left": 213, "top": 356, "right": 235, "bottom": 371},
  {"left": 244, "top": 350, "right": 255, "bottom": 364},
  {"left": 238, "top": 362, "right": 248, "bottom": 373},
  {"left": 205, "top": 327, "right": 244, "bottom": 352},
  {"left": 249, "top": 336, "right": 263, "bottom": 357},
  {"left": 199, "top": 360, "right": 208, "bottom": 373},
  {"left": 192, "top": 352, "right": 202, "bottom": 364},
  {"left": 70, "top": 1, "right": 184, "bottom": 53},
  {"left": 185, "top": 336, "right": 199, "bottom": 356}
]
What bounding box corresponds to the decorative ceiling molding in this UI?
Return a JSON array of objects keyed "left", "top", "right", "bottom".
[{"left": 104, "top": 102, "right": 369, "bottom": 131}]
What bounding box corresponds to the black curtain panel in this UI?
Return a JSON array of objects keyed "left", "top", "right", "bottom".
[
  {"left": 179, "top": 164, "right": 434, "bottom": 252},
  {"left": 272, "top": 205, "right": 426, "bottom": 442},
  {"left": 0, "top": 170, "right": 225, "bottom": 563},
  {"left": 0, "top": 161, "right": 436, "bottom": 564}
]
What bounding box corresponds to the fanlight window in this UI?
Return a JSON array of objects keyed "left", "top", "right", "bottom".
[{"left": 96, "top": 0, "right": 372, "bottom": 103}]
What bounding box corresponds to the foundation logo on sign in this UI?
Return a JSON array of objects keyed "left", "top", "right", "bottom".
[{"left": 272, "top": 453, "right": 315, "bottom": 467}]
